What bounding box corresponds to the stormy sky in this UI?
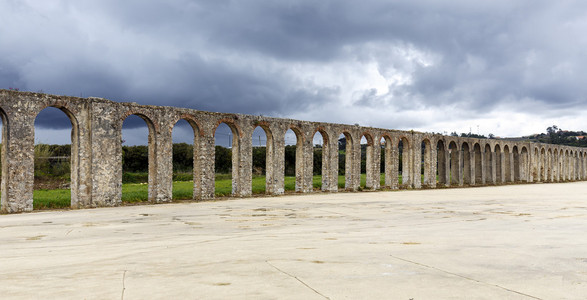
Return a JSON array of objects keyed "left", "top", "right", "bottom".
[{"left": 2, "top": 1, "right": 587, "bottom": 145}]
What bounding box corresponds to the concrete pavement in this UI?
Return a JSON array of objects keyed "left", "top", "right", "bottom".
[{"left": 1, "top": 182, "right": 587, "bottom": 299}]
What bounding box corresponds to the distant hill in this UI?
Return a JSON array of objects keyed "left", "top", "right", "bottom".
[{"left": 525, "top": 126, "right": 587, "bottom": 147}]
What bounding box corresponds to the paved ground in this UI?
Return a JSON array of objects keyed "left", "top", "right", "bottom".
[{"left": 1, "top": 182, "right": 587, "bottom": 299}]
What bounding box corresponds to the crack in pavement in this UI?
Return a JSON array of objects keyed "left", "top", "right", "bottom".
[
  {"left": 265, "top": 260, "right": 330, "bottom": 299},
  {"left": 389, "top": 254, "right": 542, "bottom": 299}
]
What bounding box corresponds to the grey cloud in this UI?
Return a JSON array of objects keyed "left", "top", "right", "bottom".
[{"left": 2, "top": 0, "right": 587, "bottom": 136}]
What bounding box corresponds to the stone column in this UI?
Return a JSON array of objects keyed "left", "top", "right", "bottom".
[
  {"left": 270, "top": 125, "right": 285, "bottom": 195},
  {"left": 238, "top": 123, "right": 252, "bottom": 197},
  {"left": 324, "top": 130, "right": 339, "bottom": 192},
  {"left": 90, "top": 101, "right": 123, "bottom": 207},
  {"left": 371, "top": 134, "right": 382, "bottom": 190},
  {"left": 1, "top": 108, "right": 34, "bottom": 212},
  {"left": 199, "top": 126, "right": 216, "bottom": 200},
  {"left": 347, "top": 133, "right": 359, "bottom": 191},
  {"left": 301, "top": 128, "right": 314, "bottom": 193},
  {"left": 154, "top": 114, "right": 173, "bottom": 203}
]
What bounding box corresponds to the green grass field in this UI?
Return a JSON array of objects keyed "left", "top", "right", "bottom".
[{"left": 32, "top": 173, "right": 407, "bottom": 210}]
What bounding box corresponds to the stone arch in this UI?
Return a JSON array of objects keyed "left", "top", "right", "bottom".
[
  {"left": 121, "top": 112, "right": 158, "bottom": 202},
  {"left": 33, "top": 104, "right": 82, "bottom": 208},
  {"left": 494, "top": 144, "right": 502, "bottom": 183},
  {"left": 398, "top": 136, "right": 411, "bottom": 187},
  {"left": 461, "top": 142, "right": 471, "bottom": 185},
  {"left": 421, "top": 138, "right": 433, "bottom": 187},
  {"left": 437, "top": 139, "right": 448, "bottom": 186},
  {"left": 214, "top": 119, "right": 241, "bottom": 196},
  {"left": 474, "top": 143, "right": 482, "bottom": 184},
  {"left": 484, "top": 144, "right": 493, "bottom": 184},
  {"left": 449, "top": 141, "right": 460, "bottom": 186},
  {"left": 170, "top": 115, "right": 202, "bottom": 200}
]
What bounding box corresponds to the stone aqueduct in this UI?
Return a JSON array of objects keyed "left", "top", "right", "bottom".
[{"left": 0, "top": 89, "right": 586, "bottom": 213}]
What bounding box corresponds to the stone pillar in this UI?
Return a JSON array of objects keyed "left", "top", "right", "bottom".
[
  {"left": 1, "top": 109, "right": 34, "bottom": 212},
  {"left": 347, "top": 133, "right": 359, "bottom": 191},
  {"left": 490, "top": 151, "right": 497, "bottom": 184},
  {"left": 199, "top": 127, "right": 216, "bottom": 200},
  {"left": 372, "top": 135, "right": 382, "bottom": 190},
  {"left": 390, "top": 143, "right": 400, "bottom": 189},
  {"left": 154, "top": 115, "right": 173, "bottom": 203},
  {"left": 301, "top": 129, "right": 314, "bottom": 193},
  {"left": 74, "top": 102, "right": 93, "bottom": 208},
  {"left": 270, "top": 125, "right": 285, "bottom": 195},
  {"left": 324, "top": 131, "right": 339, "bottom": 192},
  {"left": 238, "top": 123, "right": 252, "bottom": 197},
  {"left": 426, "top": 142, "right": 437, "bottom": 188},
  {"left": 412, "top": 135, "right": 422, "bottom": 189},
  {"left": 495, "top": 150, "right": 503, "bottom": 184},
  {"left": 90, "top": 101, "right": 123, "bottom": 207},
  {"left": 450, "top": 145, "right": 461, "bottom": 186},
  {"left": 438, "top": 142, "right": 450, "bottom": 187}
]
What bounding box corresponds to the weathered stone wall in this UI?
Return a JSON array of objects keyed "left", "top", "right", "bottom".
[{"left": 1, "top": 89, "right": 586, "bottom": 213}]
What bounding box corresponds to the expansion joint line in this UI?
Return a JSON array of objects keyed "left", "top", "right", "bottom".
[
  {"left": 265, "top": 260, "right": 330, "bottom": 299},
  {"left": 389, "top": 254, "right": 542, "bottom": 300}
]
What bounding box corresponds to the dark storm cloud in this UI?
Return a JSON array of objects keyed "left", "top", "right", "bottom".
[{"left": 2, "top": 0, "right": 587, "bottom": 134}]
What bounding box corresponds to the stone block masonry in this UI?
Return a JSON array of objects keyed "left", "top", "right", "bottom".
[{"left": 1, "top": 89, "right": 586, "bottom": 213}]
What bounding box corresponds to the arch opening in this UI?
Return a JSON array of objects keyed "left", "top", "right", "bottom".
[
  {"left": 251, "top": 126, "right": 272, "bottom": 194},
  {"left": 380, "top": 136, "right": 392, "bottom": 188},
  {"left": 361, "top": 134, "right": 374, "bottom": 189},
  {"left": 449, "top": 141, "right": 459, "bottom": 186},
  {"left": 214, "top": 122, "right": 239, "bottom": 196},
  {"left": 504, "top": 145, "right": 511, "bottom": 182},
  {"left": 121, "top": 114, "right": 155, "bottom": 203},
  {"left": 338, "top": 132, "right": 353, "bottom": 190},
  {"left": 312, "top": 130, "right": 329, "bottom": 191},
  {"left": 546, "top": 149, "right": 552, "bottom": 182},
  {"left": 284, "top": 128, "right": 302, "bottom": 192},
  {"left": 462, "top": 142, "right": 471, "bottom": 185},
  {"left": 398, "top": 137, "right": 411, "bottom": 187},
  {"left": 421, "top": 139, "right": 432, "bottom": 187},
  {"left": 437, "top": 140, "right": 447, "bottom": 186},
  {"left": 485, "top": 144, "right": 493, "bottom": 184},
  {"left": 513, "top": 146, "right": 520, "bottom": 181},
  {"left": 171, "top": 119, "right": 198, "bottom": 200},
  {"left": 474, "top": 143, "right": 482, "bottom": 184},
  {"left": 33, "top": 106, "right": 78, "bottom": 209},
  {"left": 495, "top": 145, "right": 502, "bottom": 183}
]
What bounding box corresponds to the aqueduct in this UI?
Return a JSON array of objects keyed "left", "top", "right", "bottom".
[{"left": 1, "top": 89, "right": 586, "bottom": 213}]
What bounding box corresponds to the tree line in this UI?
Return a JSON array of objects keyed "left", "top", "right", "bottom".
[{"left": 23, "top": 125, "right": 585, "bottom": 180}]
